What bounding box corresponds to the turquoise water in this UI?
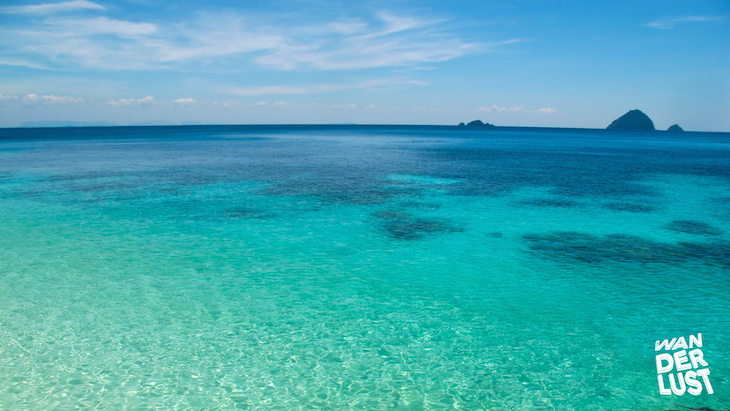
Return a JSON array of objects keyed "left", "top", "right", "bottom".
[{"left": 0, "top": 125, "right": 728, "bottom": 409}]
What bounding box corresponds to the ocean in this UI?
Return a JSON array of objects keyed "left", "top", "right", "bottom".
[{"left": 0, "top": 125, "right": 728, "bottom": 410}]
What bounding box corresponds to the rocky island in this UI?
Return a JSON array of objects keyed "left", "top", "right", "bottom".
[
  {"left": 458, "top": 120, "right": 495, "bottom": 127},
  {"left": 606, "top": 109, "right": 655, "bottom": 130},
  {"left": 667, "top": 124, "right": 684, "bottom": 132}
]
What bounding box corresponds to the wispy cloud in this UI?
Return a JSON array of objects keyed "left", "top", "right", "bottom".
[
  {"left": 108, "top": 96, "right": 154, "bottom": 106},
  {"left": 0, "top": 0, "right": 104, "bottom": 14},
  {"left": 230, "top": 85, "right": 315, "bottom": 96},
  {"left": 645, "top": 15, "right": 723, "bottom": 29},
  {"left": 355, "top": 12, "right": 440, "bottom": 39},
  {"left": 253, "top": 12, "right": 476, "bottom": 71},
  {"left": 22, "top": 93, "right": 39, "bottom": 103},
  {"left": 478, "top": 105, "right": 557, "bottom": 114},
  {"left": 229, "top": 78, "right": 428, "bottom": 96},
  {"left": 534, "top": 107, "right": 557, "bottom": 114},
  {"left": 173, "top": 97, "right": 196, "bottom": 104},
  {"left": 42, "top": 94, "right": 83, "bottom": 103},
  {"left": 478, "top": 105, "right": 523, "bottom": 114},
  {"left": 7, "top": 93, "right": 82, "bottom": 104},
  {"left": 0, "top": 8, "right": 506, "bottom": 71},
  {"left": 45, "top": 17, "right": 158, "bottom": 38},
  {"left": 0, "top": 58, "right": 51, "bottom": 70}
]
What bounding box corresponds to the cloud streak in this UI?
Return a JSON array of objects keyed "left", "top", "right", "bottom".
[
  {"left": 253, "top": 13, "right": 477, "bottom": 71},
  {"left": 108, "top": 96, "right": 154, "bottom": 106},
  {"left": 478, "top": 105, "right": 557, "bottom": 114},
  {"left": 0, "top": 58, "right": 51, "bottom": 70},
  {"left": 45, "top": 17, "right": 158, "bottom": 38},
  {"left": 0, "top": 8, "right": 508, "bottom": 72},
  {"left": 0, "top": 0, "right": 104, "bottom": 14},
  {"left": 42, "top": 94, "right": 83, "bottom": 103},
  {"left": 229, "top": 78, "right": 429, "bottom": 96},
  {"left": 645, "top": 15, "right": 723, "bottom": 29}
]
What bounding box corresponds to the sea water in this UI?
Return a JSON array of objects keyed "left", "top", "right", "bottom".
[{"left": 0, "top": 125, "right": 728, "bottom": 410}]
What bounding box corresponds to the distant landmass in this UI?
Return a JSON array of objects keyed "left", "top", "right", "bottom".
[
  {"left": 19, "top": 121, "right": 117, "bottom": 128},
  {"left": 458, "top": 120, "right": 495, "bottom": 127},
  {"left": 667, "top": 124, "right": 684, "bottom": 132},
  {"left": 606, "top": 110, "right": 655, "bottom": 131},
  {"left": 13, "top": 118, "right": 693, "bottom": 132}
]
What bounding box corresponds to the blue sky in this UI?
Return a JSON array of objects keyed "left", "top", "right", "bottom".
[{"left": 0, "top": 0, "right": 728, "bottom": 130}]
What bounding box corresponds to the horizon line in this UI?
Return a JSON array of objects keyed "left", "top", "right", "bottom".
[{"left": 3, "top": 123, "right": 729, "bottom": 134}]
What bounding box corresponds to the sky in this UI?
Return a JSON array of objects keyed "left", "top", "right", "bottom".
[{"left": 0, "top": 0, "right": 728, "bottom": 130}]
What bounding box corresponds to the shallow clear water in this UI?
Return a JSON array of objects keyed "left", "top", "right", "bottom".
[{"left": 0, "top": 125, "right": 728, "bottom": 409}]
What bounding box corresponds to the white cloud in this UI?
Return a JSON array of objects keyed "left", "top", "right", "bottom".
[
  {"left": 360, "top": 78, "right": 429, "bottom": 87},
  {"left": 359, "top": 12, "right": 437, "bottom": 38},
  {"left": 271, "top": 101, "right": 293, "bottom": 107},
  {"left": 108, "top": 96, "right": 154, "bottom": 106},
  {"left": 0, "top": 94, "right": 18, "bottom": 101},
  {"left": 229, "top": 78, "right": 428, "bottom": 96},
  {"left": 22, "top": 93, "right": 39, "bottom": 103},
  {"left": 173, "top": 97, "right": 196, "bottom": 104},
  {"left": 645, "top": 15, "right": 723, "bottom": 29},
  {"left": 42, "top": 94, "right": 83, "bottom": 103},
  {"left": 136, "top": 96, "right": 154, "bottom": 104},
  {"left": 249, "top": 12, "right": 474, "bottom": 70},
  {"left": 254, "top": 38, "right": 475, "bottom": 71},
  {"left": 535, "top": 107, "right": 557, "bottom": 114},
  {"left": 1, "top": 13, "right": 281, "bottom": 70},
  {"left": 0, "top": 58, "right": 51, "bottom": 70},
  {"left": 0, "top": 0, "right": 104, "bottom": 14},
  {"left": 46, "top": 17, "right": 158, "bottom": 38},
  {"left": 231, "top": 85, "right": 313, "bottom": 96},
  {"left": 325, "top": 21, "right": 368, "bottom": 35},
  {"left": 330, "top": 103, "right": 357, "bottom": 109},
  {"left": 0, "top": 9, "right": 496, "bottom": 72},
  {"left": 478, "top": 105, "right": 557, "bottom": 114},
  {"left": 478, "top": 105, "right": 524, "bottom": 114}
]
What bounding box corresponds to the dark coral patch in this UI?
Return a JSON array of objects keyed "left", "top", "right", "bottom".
[
  {"left": 603, "top": 202, "right": 656, "bottom": 213},
  {"left": 384, "top": 218, "right": 464, "bottom": 240},
  {"left": 43, "top": 171, "right": 120, "bottom": 183},
  {"left": 399, "top": 201, "right": 441, "bottom": 210},
  {"left": 373, "top": 210, "right": 412, "bottom": 220},
  {"left": 523, "top": 231, "right": 730, "bottom": 266},
  {"left": 666, "top": 220, "right": 723, "bottom": 236},
  {"left": 226, "top": 206, "right": 275, "bottom": 219},
  {"left": 67, "top": 181, "right": 139, "bottom": 193},
  {"left": 373, "top": 209, "right": 464, "bottom": 240},
  {"left": 517, "top": 198, "right": 582, "bottom": 208}
]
